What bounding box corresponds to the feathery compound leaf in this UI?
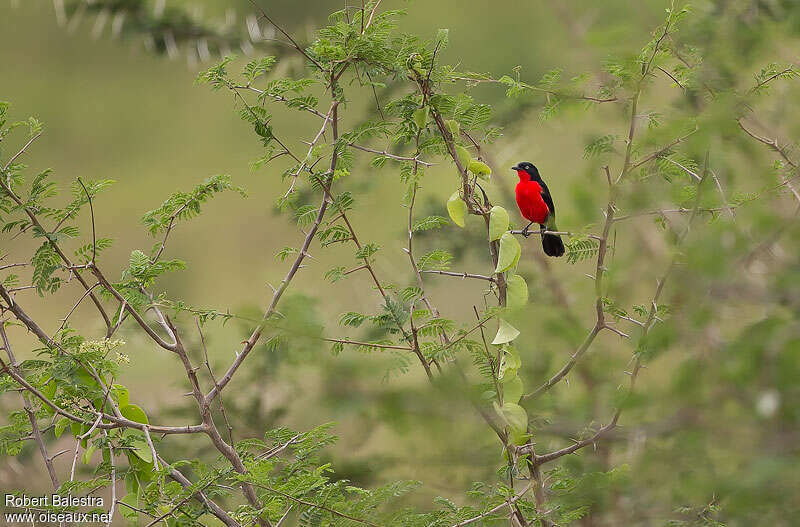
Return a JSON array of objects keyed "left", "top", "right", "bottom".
[
  {"left": 565, "top": 238, "right": 599, "bottom": 264},
  {"left": 242, "top": 56, "right": 278, "bottom": 82},
  {"left": 418, "top": 250, "right": 452, "bottom": 271},
  {"left": 324, "top": 266, "right": 347, "bottom": 283},
  {"left": 412, "top": 215, "right": 450, "bottom": 232},
  {"left": 355, "top": 242, "right": 380, "bottom": 261},
  {"left": 460, "top": 104, "right": 492, "bottom": 129},
  {"left": 141, "top": 175, "right": 245, "bottom": 235},
  {"left": 583, "top": 135, "right": 617, "bottom": 158},
  {"left": 339, "top": 312, "right": 367, "bottom": 328}
]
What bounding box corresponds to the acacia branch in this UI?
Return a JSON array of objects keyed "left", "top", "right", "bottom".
[
  {"left": 322, "top": 337, "right": 412, "bottom": 351},
  {"left": 449, "top": 74, "right": 618, "bottom": 103},
  {"left": 0, "top": 323, "right": 59, "bottom": 489},
  {"left": 420, "top": 270, "right": 496, "bottom": 282},
  {"left": 207, "top": 82, "right": 345, "bottom": 404},
  {"left": 250, "top": 483, "right": 386, "bottom": 527},
  {"left": 2, "top": 131, "right": 42, "bottom": 172},
  {"left": 0, "top": 169, "right": 112, "bottom": 329},
  {"left": 522, "top": 6, "right": 676, "bottom": 402},
  {"left": 157, "top": 455, "right": 241, "bottom": 527},
  {"left": 349, "top": 143, "right": 434, "bottom": 166},
  {"left": 533, "top": 152, "right": 709, "bottom": 466},
  {"left": 248, "top": 0, "right": 324, "bottom": 70},
  {"left": 737, "top": 119, "right": 800, "bottom": 205},
  {"left": 451, "top": 482, "right": 533, "bottom": 527}
]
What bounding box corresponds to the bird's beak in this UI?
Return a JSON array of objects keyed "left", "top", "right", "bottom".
[{"left": 511, "top": 165, "right": 520, "bottom": 171}]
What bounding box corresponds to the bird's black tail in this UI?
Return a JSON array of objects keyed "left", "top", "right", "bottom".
[{"left": 542, "top": 233, "right": 565, "bottom": 257}]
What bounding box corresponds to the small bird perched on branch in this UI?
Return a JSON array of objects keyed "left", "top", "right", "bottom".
[{"left": 512, "top": 162, "right": 565, "bottom": 257}]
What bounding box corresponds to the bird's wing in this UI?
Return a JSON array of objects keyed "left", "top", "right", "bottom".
[{"left": 539, "top": 180, "right": 556, "bottom": 217}]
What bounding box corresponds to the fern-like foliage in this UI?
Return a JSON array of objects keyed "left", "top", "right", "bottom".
[{"left": 565, "top": 237, "right": 599, "bottom": 264}]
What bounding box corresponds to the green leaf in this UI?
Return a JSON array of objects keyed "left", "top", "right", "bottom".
[
  {"left": 243, "top": 56, "right": 277, "bottom": 82},
  {"left": 506, "top": 274, "right": 529, "bottom": 309},
  {"left": 124, "top": 472, "right": 138, "bottom": 495},
  {"left": 124, "top": 430, "right": 153, "bottom": 464},
  {"left": 498, "top": 346, "right": 522, "bottom": 380},
  {"left": 494, "top": 402, "right": 528, "bottom": 434},
  {"left": 40, "top": 381, "right": 56, "bottom": 416},
  {"left": 488, "top": 206, "right": 509, "bottom": 241},
  {"left": 71, "top": 422, "right": 88, "bottom": 440},
  {"left": 413, "top": 215, "right": 450, "bottom": 232},
  {"left": 492, "top": 318, "right": 520, "bottom": 345},
  {"left": 494, "top": 232, "right": 520, "bottom": 273},
  {"left": 82, "top": 444, "right": 96, "bottom": 464},
  {"left": 454, "top": 145, "right": 471, "bottom": 169},
  {"left": 436, "top": 28, "right": 449, "bottom": 49},
  {"left": 111, "top": 385, "right": 129, "bottom": 407},
  {"left": 446, "top": 119, "right": 460, "bottom": 137},
  {"left": 502, "top": 375, "right": 524, "bottom": 404},
  {"left": 412, "top": 107, "right": 429, "bottom": 129},
  {"left": 509, "top": 429, "right": 531, "bottom": 446},
  {"left": 447, "top": 191, "right": 467, "bottom": 228},
  {"left": 54, "top": 417, "right": 70, "bottom": 439},
  {"left": 120, "top": 404, "right": 148, "bottom": 425},
  {"left": 119, "top": 492, "right": 139, "bottom": 521},
  {"left": 565, "top": 238, "right": 599, "bottom": 264},
  {"left": 468, "top": 160, "right": 492, "bottom": 179}
]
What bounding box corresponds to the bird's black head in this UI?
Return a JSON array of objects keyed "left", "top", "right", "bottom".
[{"left": 511, "top": 162, "right": 541, "bottom": 181}]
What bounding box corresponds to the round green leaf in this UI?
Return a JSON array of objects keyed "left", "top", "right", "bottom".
[
  {"left": 413, "top": 107, "right": 428, "bottom": 129},
  {"left": 120, "top": 403, "right": 149, "bottom": 425},
  {"left": 446, "top": 119, "right": 460, "bottom": 137},
  {"left": 54, "top": 417, "right": 70, "bottom": 439},
  {"left": 468, "top": 160, "right": 492, "bottom": 179},
  {"left": 119, "top": 493, "right": 140, "bottom": 521},
  {"left": 492, "top": 318, "right": 520, "bottom": 345},
  {"left": 494, "top": 232, "right": 521, "bottom": 273},
  {"left": 82, "top": 444, "right": 96, "bottom": 465},
  {"left": 499, "top": 402, "right": 528, "bottom": 434},
  {"left": 124, "top": 472, "right": 139, "bottom": 495},
  {"left": 124, "top": 430, "right": 153, "bottom": 464},
  {"left": 71, "top": 422, "right": 88, "bottom": 439},
  {"left": 111, "top": 384, "right": 130, "bottom": 407},
  {"left": 489, "top": 206, "right": 509, "bottom": 241},
  {"left": 447, "top": 191, "right": 467, "bottom": 228},
  {"left": 454, "top": 145, "right": 471, "bottom": 168},
  {"left": 506, "top": 274, "right": 529, "bottom": 309},
  {"left": 41, "top": 381, "right": 57, "bottom": 416},
  {"left": 509, "top": 429, "right": 532, "bottom": 446},
  {"left": 498, "top": 346, "right": 522, "bottom": 381},
  {"left": 502, "top": 375, "right": 524, "bottom": 404}
]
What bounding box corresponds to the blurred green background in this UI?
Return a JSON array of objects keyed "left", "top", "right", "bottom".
[{"left": 2, "top": 0, "right": 799, "bottom": 525}]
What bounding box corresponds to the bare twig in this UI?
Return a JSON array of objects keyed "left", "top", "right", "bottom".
[
  {"left": 349, "top": 143, "right": 434, "bottom": 166},
  {"left": 248, "top": 0, "right": 324, "bottom": 70},
  {"left": 321, "top": 337, "right": 412, "bottom": 351},
  {"left": 2, "top": 132, "right": 42, "bottom": 171},
  {"left": 420, "top": 270, "right": 496, "bottom": 282}
]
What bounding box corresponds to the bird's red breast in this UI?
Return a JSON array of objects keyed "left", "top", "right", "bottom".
[{"left": 515, "top": 173, "right": 550, "bottom": 225}]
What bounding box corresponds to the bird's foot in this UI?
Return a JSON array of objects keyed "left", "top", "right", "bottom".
[{"left": 521, "top": 227, "right": 531, "bottom": 238}]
